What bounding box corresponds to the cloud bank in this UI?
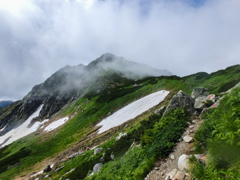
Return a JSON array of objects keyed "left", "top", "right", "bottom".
[{"left": 0, "top": 0, "right": 239, "bottom": 100}]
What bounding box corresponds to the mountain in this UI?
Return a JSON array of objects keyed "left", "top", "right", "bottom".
[
  {"left": 0, "top": 54, "right": 240, "bottom": 180},
  {"left": 0, "top": 101, "right": 12, "bottom": 108},
  {"left": 0, "top": 53, "right": 171, "bottom": 137}
]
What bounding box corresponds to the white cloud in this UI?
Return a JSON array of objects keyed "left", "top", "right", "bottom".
[{"left": 0, "top": 0, "right": 239, "bottom": 100}]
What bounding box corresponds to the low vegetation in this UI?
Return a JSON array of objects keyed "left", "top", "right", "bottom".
[{"left": 191, "top": 86, "right": 240, "bottom": 179}]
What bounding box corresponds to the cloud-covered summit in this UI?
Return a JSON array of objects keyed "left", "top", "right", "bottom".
[{"left": 0, "top": 0, "right": 240, "bottom": 100}]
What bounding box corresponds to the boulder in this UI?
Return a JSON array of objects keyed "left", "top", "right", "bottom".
[
  {"left": 94, "top": 148, "right": 103, "bottom": 155},
  {"left": 178, "top": 154, "right": 189, "bottom": 171},
  {"left": 191, "top": 87, "right": 209, "bottom": 99},
  {"left": 43, "top": 165, "right": 51, "bottom": 173},
  {"left": 154, "top": 106, "right": 166, "bottom": 116},
  {"left": 194, "top": 94, "right": 215, "bottom": 109},
  {"left": 93, "top": 163, "right": 102, "bottom": 174},
  {"left": 194, "top": 96, "right": 208, "bottom": 109},
  {"left": 164, "top": 90, "right": 196, "bottom": 115}
]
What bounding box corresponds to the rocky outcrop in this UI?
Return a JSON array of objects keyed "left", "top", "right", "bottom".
[
  {"left": 164, "top": 90, "right": 196, "bottom": 115},
  {"left": 43, "top": 165, "right": 52, "bottom": 173},
  {"left": 93, "top": 163, "right": 102, "bottom": 174},
  {"left": 191, "top": 87, "right": 209, "bottom": 99},
  {"left": 68, "top": 151, "right": 82, "bottom": 159},
  {"left": 94, "top": 148, "right": 103, "bottom": 155}
]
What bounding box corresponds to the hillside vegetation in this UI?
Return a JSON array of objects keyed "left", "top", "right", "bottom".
[
  {"left": 0, "top": 64, "right": 239, "bottom": 180},
  {"left": 191, "top": 86, "right": 240, "bottom": 179}
]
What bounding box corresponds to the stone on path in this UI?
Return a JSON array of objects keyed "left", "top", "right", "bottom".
[
  {"left": 183, "top": 135, "right": 194, "bottom": 143},
  {"left": 178, "top": 154, "right": 189, "bottom": 171}
]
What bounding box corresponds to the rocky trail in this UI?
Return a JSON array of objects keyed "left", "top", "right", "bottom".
[{"left": 145, "top": 116, "right": 203, "bottom": 180}]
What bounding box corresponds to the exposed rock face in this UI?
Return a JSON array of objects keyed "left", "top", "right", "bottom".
[
  {"left": 68, "top": 151, "right": 82, "bottom": 159},
  {"left": 43, "top": 165, "right": 52, "bottom": 173},
  {"left": 164, "top": 90, "right": 196, "bottom": 115},
  {"left": 191, "top": 87, "right": 209, "bottom": 99},
  {"left": 93, "top": 163, "right": 102, "bottom": 174},
  {"left": 94, "top": 148, "right": 103, "bottom": 155}
]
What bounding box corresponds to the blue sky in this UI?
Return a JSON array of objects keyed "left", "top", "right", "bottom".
[{"left": 0, "top": 0, "right": 240, "bottom": 100}]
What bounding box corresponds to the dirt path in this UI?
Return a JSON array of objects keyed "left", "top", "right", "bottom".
[{"left": 145, "top": 116, "right": 203, "bottom": 180}]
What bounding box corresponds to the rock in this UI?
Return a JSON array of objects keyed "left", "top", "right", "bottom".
[
  {"left": 192, "top": 120, "right": 197, "bottom": 123},
  {"left": 43, "top": 165, "right": 51, "bottom": 173},
  {"left": 68, "top": 151, "right": 82, "bottom": 159},
  {"left": 116, "top": 132, "right": 127, "bottom": 140},
  {"left": 94, "top": 148, "right": 103, "bottom": 155},
  {"left": 154, "top": 106, "right": 166, "bottom": 116},
  {"left": 191, "top": 87, "right": 209, "bottom": 99},
  {"left": 206, "top": 94, "right": 216, "bottom": 102},
  {"left": 44, "top": 174, "right": 50, "bottom": 178},
  {"left": 194, "top": 96, "right": 208, "bottom": 109},
  {"left": 172, "top": 170, "right": 185, "bottom": 180},
  {"left": 54, "top": 165, "right": 65, "bottom": 172},
  {"left": 195, "top": 154, "right": 208, "bottom": 164},
  {"left": 199, "top": 108, "right": 208, "bottom": 119},
  {"left": 110, "top": 153, "right": 114, "bottom": 160},
  {"left": 93, "top": 163, "right": 102, "bottom": 174},
  {"left": 164, "top": 90, "right": 196, "bottom": 116},
  {"left": 60, "top": 158, "right": 66, "bottom": 162},
  {"left": 189, "top": 125, "right": 194, "bottom": 129},
  {"left": 183, "top": 135, "right": 194, "bottom": 143},
  {"left": 169, "top": 154, "right": 175, "bottom": 160},
  {"left": 210, "top": 97, "right": 223, "bottom": 108},
  {"left": 166, "top": 169, "right": 178, "bottom": 179},
  {"left": 178, "top": 154, "right": 190, "bottom": 171}
]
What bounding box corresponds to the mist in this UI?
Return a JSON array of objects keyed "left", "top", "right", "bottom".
[{"left": 0, "top": 0, "right": 240, "bottom": 100}]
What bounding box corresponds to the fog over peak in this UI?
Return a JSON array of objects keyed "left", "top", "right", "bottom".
[{"left": 0, "top": 0, "right": 240, "bottom": 100}]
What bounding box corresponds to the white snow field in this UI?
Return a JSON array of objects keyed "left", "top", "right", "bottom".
[
  {"left": 44, "top": 117, "right": 69, "bottom": 132},
  {"left": 0, "top": 105, "right": 44, "bottom": 147},
  {"left": 96, "top": 90, "right": 169, "bottom": 134}
]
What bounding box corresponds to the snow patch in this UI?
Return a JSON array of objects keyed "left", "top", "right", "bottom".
[
  {"left": 44, "top": 117, "right": 69, "bottom": 132},
  {"left": 0, "top": 105, "right": 44, "bottom": 147},
  {"left": 0, "top": 125, "right": 6, "bottom": 133},
  {"left": 96, "top": 90, "right": 169, "bottom": 134}
]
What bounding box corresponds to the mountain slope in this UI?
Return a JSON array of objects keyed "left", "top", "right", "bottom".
[
  {"left": 0, "top": 56, "right": 239, "bottom": 180},
  {"left": 0, "top": 53, "right": 172, "bottom": 138}
]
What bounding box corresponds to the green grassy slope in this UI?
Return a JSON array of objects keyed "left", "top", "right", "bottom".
[{"left": 0, "top": 64, "right": 239, "bottom": 180}]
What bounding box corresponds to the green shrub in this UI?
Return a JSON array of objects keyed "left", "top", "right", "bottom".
[
  {"left": 0, "top": 147, "right": 31, "bottom": 173},
  {"left": 191, "top": 86, "right": 240, "bottom": 179},
  {"left": 217, "top": 78, "right": 240, "bottom": 93}
]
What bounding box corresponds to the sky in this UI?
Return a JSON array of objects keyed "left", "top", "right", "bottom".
[{"left": 0, "top": 0, "right": 239, "bottom": 101}]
